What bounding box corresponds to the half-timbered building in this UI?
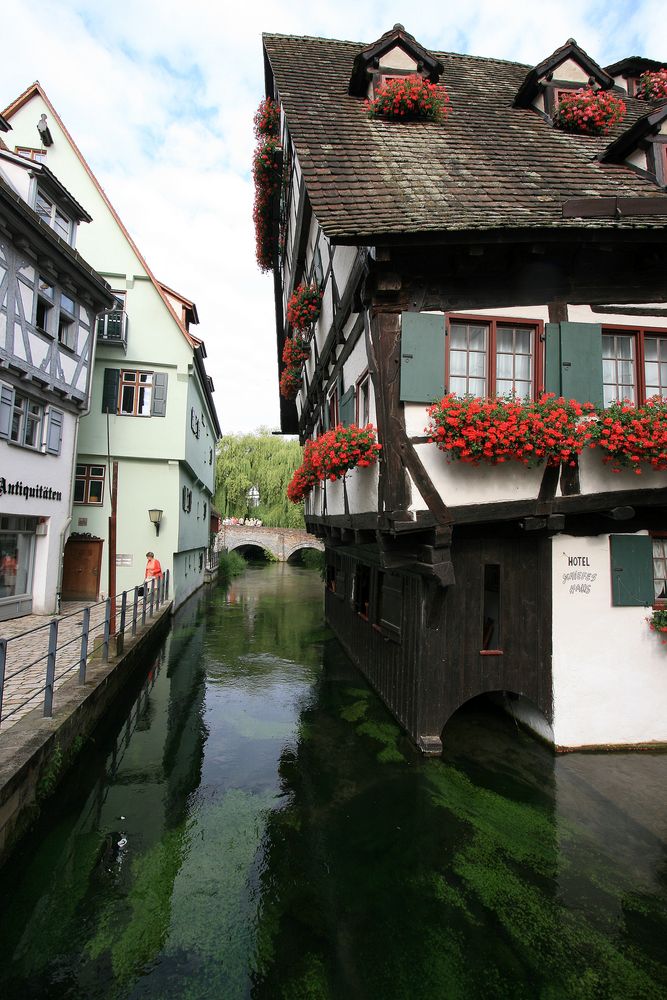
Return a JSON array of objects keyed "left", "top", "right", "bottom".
[
  {"left": 3, "top": 85, "right": 221, "bottom": 611},
  {"left": 262, "top": 26, "right": 667, "bottom": 752},
  {"left": 0, "top": 119, "right": 113, "bottom": 618}
]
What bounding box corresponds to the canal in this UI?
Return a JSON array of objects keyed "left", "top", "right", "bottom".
[{"left": 0, "top": 563, "right": 665, "bottom": 999}]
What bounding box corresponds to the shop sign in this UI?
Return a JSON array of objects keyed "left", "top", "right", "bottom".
[{"left": 0, "top": 477, "right": 63, "bottom": 502}]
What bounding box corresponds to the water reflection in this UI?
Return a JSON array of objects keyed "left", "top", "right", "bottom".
[{"left": 0, "top": 565, "right": 664, "bottom": 1000}]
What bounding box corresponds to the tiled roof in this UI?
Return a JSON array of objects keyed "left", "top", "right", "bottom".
[{"left": 263, "top": 33, "right": 667, "bottom": 242}]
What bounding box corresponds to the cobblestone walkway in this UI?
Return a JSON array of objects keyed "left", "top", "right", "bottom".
[{"left": 0, "top": 600, "right": 144, "bottom": 731}]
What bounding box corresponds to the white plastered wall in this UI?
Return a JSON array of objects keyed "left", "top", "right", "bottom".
[{"left": 551, "top": 533, "right": 667, "bottom": 748}]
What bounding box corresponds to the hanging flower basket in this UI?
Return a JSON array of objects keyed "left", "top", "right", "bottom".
[
  {"left": 587, "top": 397, "right": 667, "bottom": 473},
  {"left": 253, "top": 97, "right": 280, "bottom": 138},
  {"left": 282, "top": 335, "right": 310, "bottom": 368},
  {"left": 279, "top": 366, "right": 302, "bottom": 400},
  {"left": 287, "top": 424, "right": 381, "bottom": 502},
  {"left": 636, "top": 69, "right": 667, "bottom": 102},
  {"left": 286, "top": 282, "right": 322, "bottom": 332},
  {"left": 365, "top": 74, "right": 450, "bottom": 122},
  {"left": 553, "top": 87, "right": 626, "bottom": 135},
  {"left": 425, "top": 394, "right": 595, "bottom": 467}
]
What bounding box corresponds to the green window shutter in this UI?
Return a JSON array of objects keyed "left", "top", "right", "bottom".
[
  {"left": 45, "top": 407, "right": 63, "bottom": 455},
  {"left": 610, "top": 534, "right": 654, "bottom": 607},
  {"left": 151, "top": 373, "right": 168, "bottom": 417},
  {"left": 399, "top": 312, "right": 445, "bottom": 403},
  {"left": 0, "top": 383, "right": 15, "bottom": 439},
  {"left": 544, "top": 323, "right": 562, "bottom": 397},
  {"left": 340, "top": 386, "right": 355, "bottom": 427},
  {"left": 543, "top": 322, "right": 603, "bottom": 405},
  {"left": 101, "top": 368, "right": 119, "bottom": 414}
]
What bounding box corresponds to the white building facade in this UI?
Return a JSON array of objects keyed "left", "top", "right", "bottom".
[
  {"left": 3, "top": 85, "right": 220, "bottom": 611},
  {"left": 0, "top": 122, "right": 112, "bottom": 617}
]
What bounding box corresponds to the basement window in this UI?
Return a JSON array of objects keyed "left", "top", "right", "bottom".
[{"left": 353, "top": 563, "right": 371, "bottom": 620}]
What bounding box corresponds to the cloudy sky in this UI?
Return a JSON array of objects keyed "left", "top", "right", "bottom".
[{"left": 1, "top": 0, "right": 664, "bottom": 433}]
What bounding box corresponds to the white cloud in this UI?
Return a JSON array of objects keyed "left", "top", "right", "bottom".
[{"left": 1, "top": 0, "right": 663, "bottom": 431}]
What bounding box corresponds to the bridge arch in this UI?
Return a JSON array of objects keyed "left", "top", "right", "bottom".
[
  {"left": 439, "top": 690, "right": 553, "bottom": 750},
  {"left": 218, "top": 525, "right": 324, "bottom": 563},
  {"left": 227, "top": 539, "right": 282, "bottom": 561}
]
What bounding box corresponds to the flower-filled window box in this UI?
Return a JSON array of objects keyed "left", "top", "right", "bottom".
[
  {"left": 636, "top": 69, "right": 667, "bottom": 102},
  {"left": 425, "top": 394, "right": 594, "bottom": 467},
  {"left": 286, "top": 282, "right": 322, "bottom": 333},
  {"left": 287, "top": 424, "right": 381, "bottom": 503},
  {"left": 587, "top": 397, "right": 667, "bottom": 473},
  {"left": 553, "top": 87, "right": 626, "bottom": 135},
  {"left": 279, "top": 366, "right": 302, "bottom": 401},
  {"left": 365, "top": 74, "right": 450, "bottom": 123}
]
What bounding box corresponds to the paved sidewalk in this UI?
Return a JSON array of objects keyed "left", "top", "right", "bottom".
[{"left": 0, "top": 598, "right": 147, "bottom": 731}]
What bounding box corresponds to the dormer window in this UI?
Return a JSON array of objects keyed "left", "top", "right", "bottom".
[{"left": 35, "top": 187, "right": 72, "bottom": 243}]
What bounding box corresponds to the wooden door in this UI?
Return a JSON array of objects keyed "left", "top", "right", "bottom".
[{"left": 61, "top": 538, "right": 103, "bottom": 601}]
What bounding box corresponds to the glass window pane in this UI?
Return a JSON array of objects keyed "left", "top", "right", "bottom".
[
  {"left": 496, "top": 329, "right": 514, "bottom": 353},
  {"left": 88, "top": 481, "right": 103, "bottom": 503},
  {"left": 602, "top": 359, "right": 616, "bottom": 383},
  {"left": 515, "top": 355, "right": 531, "bottom": 381},
  {"left": 450, "top": 376, "right": 468, "bottom": 395},
  {"left": 60, "top": 294, "right": 75, "bottom": 315},
  {"left": 450, "top": 351, "right": 467, "bottom": 376},
  {"left": 602, "top": 335, "right": 614, "bottom": 357},
  {"left": 645, "top": 362, "right": 659, "bottom": 387},
  {"left": 120, "top": 386, "right": 135, "bottom": 413},
  {"left": 469, "top": 378, "right": 486, "bottom": 396},
  {"left": 90, "top": 466, "right": 105, "bottom": 477},
  {"left": 618, "top": 361, "right": 634, "bottom": 384},
  {"left": 468, "top": 352, "right": 486, "bottom": 377},
  {"left": 137, "top": 387, "right": 152, "bottom": 415},
  {"left": 617, "top": 337, "right": 633, "bottom": 360},
  {"left": 468, "top": 326, "right": 487, "bottom": 351},
  {"left": 74, "top": 480, "right": 85, "bottom": 503},
  {"left": 38, "top": 278, "right": 54, "bottom": 300},
  {"left": 496, "top": 354, "right": 513, "bottom": 379},
  {"left": 514, "top": 329, "right": 532, "bottom": 354},
  {"left": 496, "top": 379, "right": 513, "bottom": 396},
  {"left": 35, "top": 191, "right": 52, "bottom": 223},
  {"left": 449, "top": 325, "right": 467, "bottom": 348},
  {"left": 515, "top": 380, "right": 532, "bottom": 400},
  {"left": 644, "top": 338, "right": 658, "bottom": 361}
]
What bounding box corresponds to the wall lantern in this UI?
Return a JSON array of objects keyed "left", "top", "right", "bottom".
[{"left": 148, "top": 508, "right": 163, "bottom": 536}]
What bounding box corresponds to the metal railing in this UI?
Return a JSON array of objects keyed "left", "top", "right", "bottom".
[{"left": 0, "top": 569, "right": 169, "bottom": 729}]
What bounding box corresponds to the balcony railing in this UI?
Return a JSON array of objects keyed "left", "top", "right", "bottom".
[{"left": 97, "top": 309, "right": 128, "bottom": 350}]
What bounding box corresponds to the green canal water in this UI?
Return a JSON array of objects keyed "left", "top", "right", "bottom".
[{"left": 0, "top": 563, "right": 666, "bottom": 999}]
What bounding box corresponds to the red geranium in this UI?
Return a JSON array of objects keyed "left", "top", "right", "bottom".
[
  {"left": 587, "top": 397, "right": 667, "bottom": 473},
  {"left": 287, "top": 424, "right": 382, "bottom": 502},
  {"left": 253, "top": 98, "right": 280, "bottom": 137},
  {"left": 636, "top": 69, "right": 667, "bottom": 102},
  {"left": 365, "top": 74, "right": 450, "bottom": 123},
  {"left": 252, "top": 119, "right": 282, "bottom": 272},
  {"left": 287, "top": 283, "right": 322, "bottom": 332},
  {"left": 553, "top": 87, "right": 626, "bottom": 136},
  {"left": 425, "top": 394, "right": 595, "bottom": 467}
]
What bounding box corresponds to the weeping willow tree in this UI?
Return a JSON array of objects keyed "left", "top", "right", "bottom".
[{"left": 214, "top": 429, "right": 304, "bottom": 528}]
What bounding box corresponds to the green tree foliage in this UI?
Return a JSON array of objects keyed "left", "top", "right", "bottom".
[{"left": 214, "top": 429, "right": 304, "bottom": 528}]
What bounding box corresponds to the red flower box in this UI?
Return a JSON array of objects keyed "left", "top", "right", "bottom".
[
  {"left": 553, "top": 87, "right": 626, "bottom": 136},
  {"left": 365, "top": 74, "right": 450, "bottom": 123},
  {"left": 287, "top": 424, "right": 382, "bottom": 502},
  {"left": 587, "top": 397, "right": 667, "bottom": 473},
  {"left": 286, "top": 283, "right": 322, "bottom": 332},
  {"left": 636, "top": 69, "right": 667, "bottom": 102}
]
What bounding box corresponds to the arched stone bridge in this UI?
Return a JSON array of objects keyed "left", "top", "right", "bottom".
[{"left": 217, "top": 524, "right": 324, "bottom": 563}]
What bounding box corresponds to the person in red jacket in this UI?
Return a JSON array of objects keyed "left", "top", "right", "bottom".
[{"left": 145, "top": 551, "right": 162, "bottom": 582}]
